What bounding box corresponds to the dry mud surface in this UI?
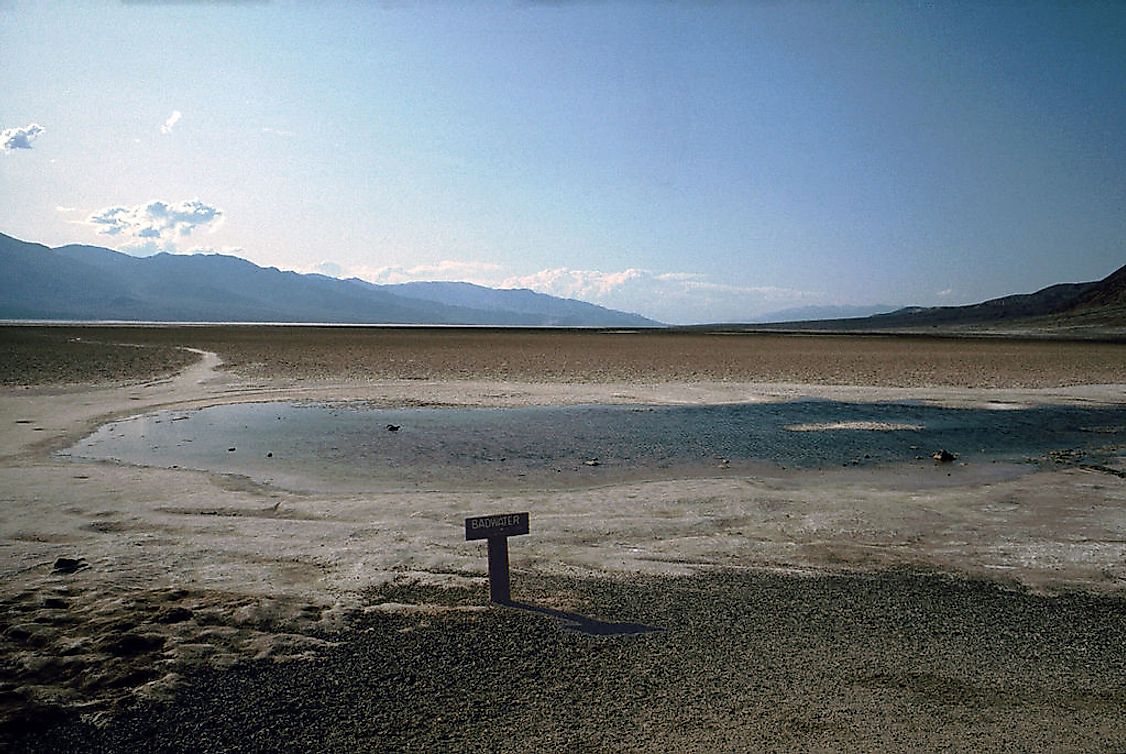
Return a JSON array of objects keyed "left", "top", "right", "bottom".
[{"left": 2, "top": 325, "right": 1125, "bottom": 752}]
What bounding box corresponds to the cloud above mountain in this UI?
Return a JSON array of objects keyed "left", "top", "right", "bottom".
[
  {"left": 309, "top": 258, "right": 821, "bottom": 324},
  {"left": 88, "top": 199, "right": 223, "bottom": 240},
  {"left": 349, "top": 260, "right": 506, "bottom": 285},
  {"left": 2, "top": 123, "right": 45, "bottom": 151},
  {"left": 501, "top": 267, "right": 819, "bottom": 323},
  {"left": 85, "top": 199, "right": 225, "bottom": 256}
]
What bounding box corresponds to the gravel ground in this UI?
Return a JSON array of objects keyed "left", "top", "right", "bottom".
[
  {"left": 0, "top": 328, "right": 197, "bottom": 386},
  {"left": 4, "top": 324, "right": 1126, "bottom": 388},
  {"left": 10, "top": 569, "right": 1125, "bottom": 753}
]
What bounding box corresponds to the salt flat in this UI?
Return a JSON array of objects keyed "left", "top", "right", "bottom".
[{"left": 2, "top": 326, "right": 1124, "bottom": 751}]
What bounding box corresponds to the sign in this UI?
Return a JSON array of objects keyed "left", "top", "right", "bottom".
[
  {"left": 464, "top": 512, "right": 529, "bottom": 541},
  {"left": 464, "top": 512, "right": 530, "bottom": 604}
]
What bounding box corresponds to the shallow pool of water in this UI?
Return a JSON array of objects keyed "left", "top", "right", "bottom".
[{"left": 60, "top": 400, "right": 1126, "bottom": 492}]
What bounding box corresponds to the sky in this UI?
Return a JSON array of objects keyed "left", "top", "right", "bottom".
[{"left": 1, "top": 1, "right": 1124, "bottom": 324}]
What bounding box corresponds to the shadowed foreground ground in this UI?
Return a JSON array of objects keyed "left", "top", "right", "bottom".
[{"left": 12, "top": 570, "right": 1125, "bottom": 754}]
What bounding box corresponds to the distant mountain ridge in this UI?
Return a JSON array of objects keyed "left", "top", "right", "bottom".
[
  {"left": 748, "top": 263, "right": 1126, "bottom": 335},
  {"left": 0, "top": 233, "right": 659, "bottom": 327},
  {"left": 752, "top": 303, "right": 898, "bottom": 324},
  {"left": 363, "top": 280, "right": 641, "bottom": 323},
  {"left": 865, "top": 263, "right": 1126, "bottom": 328}
]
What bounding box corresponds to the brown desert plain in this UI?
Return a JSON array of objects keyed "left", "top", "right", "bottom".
[{"left": 2, "top": 325, "right": 1126, "bottom": 753}]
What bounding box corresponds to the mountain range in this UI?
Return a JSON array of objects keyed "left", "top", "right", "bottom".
[
  {"left": 3, "top": 231, "right": 1122, "bottom": 334},
  {"left": 747, "top": 262, "right": 1126, "bottom": 337},
  {"left": 0, "top": 233, "right": 658, "bottom": 327},
  {"left": 752, "top": 304, "right": 898, "bottom": 323}
]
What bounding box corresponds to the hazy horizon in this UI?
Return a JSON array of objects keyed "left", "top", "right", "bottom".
[{"left": 2, "top": 2, "right": 1123, "bottom": 324}]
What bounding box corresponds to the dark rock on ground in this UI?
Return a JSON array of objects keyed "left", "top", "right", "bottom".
[{"left": 51, "top": 558, "right": 87, "bottom": 574}]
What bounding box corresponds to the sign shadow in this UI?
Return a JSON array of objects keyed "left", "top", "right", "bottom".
[{"left": 502, "top": 599, "right": 664, "bottom": 636}]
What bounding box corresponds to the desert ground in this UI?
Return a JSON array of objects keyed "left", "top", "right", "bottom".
[{"left": 2, "top": 325, "right": 1125, "bottom": 752}]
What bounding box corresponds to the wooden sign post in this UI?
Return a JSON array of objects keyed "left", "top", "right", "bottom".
[{"left": 465, "top": 512, "right": 529, "bottom": 604}]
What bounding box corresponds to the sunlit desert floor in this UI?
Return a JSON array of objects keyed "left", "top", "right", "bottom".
[{"left": 2, "top": 326, "right": 1125, "bottom": 752}]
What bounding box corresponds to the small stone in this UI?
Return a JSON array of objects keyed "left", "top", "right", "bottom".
[
  {"left": 932, "top": 449, "right": 957, "bottom": 463},
  {"left": 227, "top": 447, "right": 236, "bottom": 452},
  {"left": 583, "top": 459, "right": 601, "bottom": 466},
  {"left": 386, "top": 424, "right": 401, "bottom": 432},
  {"left": 52, "top": 557, "right": 87, "bottom": 574},
  {"left": 100, "top": 632, "right": 165, "bottom": 656},
  {"left": 155, "top": 606, "right": 194, "bottom": 624}
]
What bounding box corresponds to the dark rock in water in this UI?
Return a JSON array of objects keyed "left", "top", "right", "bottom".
[
  {"left": 1048, "top": 448, "right": 1085, "bottom": 464},
  {"left": 933, "top": 449, "right": 957, "bottom": 463},
  {"left": 227, "top": 447, "right": 236, "bottom": 452},
  {"left": 266, "top": 452, "right": 273, "bottom": 458},
  {"left": 386, "top": 424, "right": 401, "bottom": 432},
  {"left": 52, "top": 557, "right": 87, "bottom": 574}
]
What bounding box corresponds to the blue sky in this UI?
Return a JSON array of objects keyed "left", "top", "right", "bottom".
[{"left": 2, "top": 1, "right": 1123, "bottom": 323}]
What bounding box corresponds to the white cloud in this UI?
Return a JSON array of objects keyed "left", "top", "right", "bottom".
[
  {"left": 937, "top": 288, "right": 953, "bottom": 298},
  {"left": 308, "top": 257, "right": 820, "bottom": 324},
  {"left": 160, "top": 110, "right": 182, "bottom": 134},
  {"left": 55, "top": 205, "right": 77, "bottom": 213},
  {"left": 348, "top": 260, "right": 506, "bottom": 285},
  {"left": 2, "top": 123, "right": 45, "bottom": 151},
  {"left": 499, "top": 267, "right": 818, "bottom": 323},
  {"left": 503, "top": 267, "right": 646, "bottom": 299},
  {"left": 87, "top": 199, "right": 224, "bottom": 252}
]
